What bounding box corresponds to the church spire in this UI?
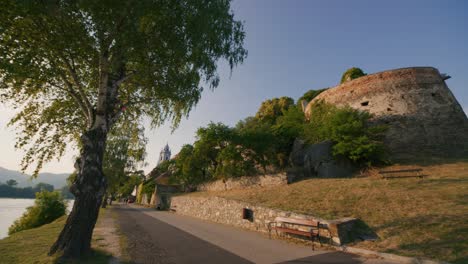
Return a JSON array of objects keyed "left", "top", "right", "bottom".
[{"left": 158, "top": 143, "right": 171, "bottom": 165}]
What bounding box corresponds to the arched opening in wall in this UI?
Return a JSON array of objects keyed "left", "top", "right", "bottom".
[{"left": 361, "top": 101, "right": 369, "bottom": 106}]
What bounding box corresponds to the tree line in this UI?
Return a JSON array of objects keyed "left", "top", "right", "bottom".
[{"left": 0, "top": 179, "right": 66, "bottom": 198}]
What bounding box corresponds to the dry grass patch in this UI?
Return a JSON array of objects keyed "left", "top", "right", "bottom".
[{"left": 185, "top": 161, "right": 468, "bottom": 263}]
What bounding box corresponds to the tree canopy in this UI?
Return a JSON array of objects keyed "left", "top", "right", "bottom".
[
  {"left": 0, "top": 0, "right": 247, "bottom": 257},
  {"left": 0, "top": 0, "right": 247, "bottom": 175}
]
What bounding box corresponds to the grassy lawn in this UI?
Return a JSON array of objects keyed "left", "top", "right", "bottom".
[
  {"left": 0, "top": 211, "right": 112, "bottom": 264},
  {"left": 186, "top": 160, "right": 468, "bottom": 263}
]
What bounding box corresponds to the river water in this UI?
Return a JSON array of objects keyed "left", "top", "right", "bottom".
[{"left": 0, "top": 198, "right": 73, "bottom": 239}]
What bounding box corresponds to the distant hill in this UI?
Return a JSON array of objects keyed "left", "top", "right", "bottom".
[{"left": 0, "top": 167, "right": 70, "bottom": 189}]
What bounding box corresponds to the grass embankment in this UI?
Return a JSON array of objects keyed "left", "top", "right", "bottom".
[
  {"left": 186, "top": 161, "right": 468, "bottom": 263},
  {"left": 0, "top": 209, "right": 114, "bottom": 264}
]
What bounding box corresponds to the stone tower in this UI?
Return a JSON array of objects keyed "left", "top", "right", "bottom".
[
  {"left": 158, "top": 144, "right": 171, "bottom": 165},
  {"left": 304, "top": 67, "right": 468, "bottom": 161}
]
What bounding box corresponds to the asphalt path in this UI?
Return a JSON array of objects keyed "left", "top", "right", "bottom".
[{"left": 113, "top": 204, "right": 397, "bottom": 264}]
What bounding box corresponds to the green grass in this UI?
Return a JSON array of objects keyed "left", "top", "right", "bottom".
[
  {"left": 0, "top": 215, "right": 112, "bottom": 264},
  {"left": 185, "top": 161, "right": 468, "bottom": 263}
]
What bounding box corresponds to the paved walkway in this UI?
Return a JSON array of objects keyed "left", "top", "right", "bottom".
[{"left": 113, "top": 204, "right": 397, "bottom": 264}]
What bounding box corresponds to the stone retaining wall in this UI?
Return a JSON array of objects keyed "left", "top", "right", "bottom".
[
  {"left": 170, "top": 195, "right": 358, "bottom": 245},
  {"left": 196, "top": 172, "right": 291, "bottom": 192}
]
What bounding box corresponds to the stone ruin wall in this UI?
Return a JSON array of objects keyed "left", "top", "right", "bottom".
[
  {"left": 305, "top": 67, "right": 468, "bottom": 161},
  {"left": 196, "top": 172, "right": 290, "bottom": 192}
]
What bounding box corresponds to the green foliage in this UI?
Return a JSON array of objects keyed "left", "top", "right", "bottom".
[
  {"left": 141, "top": 180, "right": 156, "bottom": 198},
  {"left": 304, "top": 101, "right": 386, "bottom": 165},
  {"left": 340, "top": 67, "right": 366, "bottom": 84},
  {"left": 255, "top": 97, "right": 294, "bottom": 124},
  {"left": 0, "top": 0, "right": 247, "bottom": 176},
  {"left": 118, "top": 173, "right": 143, "bottom": 198},
  {"left": 297, "top": 89, "right": 328, "bottom": 107},
  {"left": 171, "top": 144, "right": 208, "bottom": 186},
  {"left": 8, "top": 191, "right": 66, "bottom": 235},
  {"left": 103, "top": 117, "right": 147, "bottom": 198}
]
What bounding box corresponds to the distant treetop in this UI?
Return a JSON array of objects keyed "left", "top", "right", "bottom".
[{"left": 340, "top": 67, "right": 366, "bottom": 84}]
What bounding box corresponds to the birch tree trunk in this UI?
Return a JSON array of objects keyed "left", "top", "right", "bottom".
[{"left": 48, "top": 128, "right": 108, "bottom": 258}]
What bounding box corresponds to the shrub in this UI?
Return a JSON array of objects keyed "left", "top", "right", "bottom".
[
  {"left": 340, "top": 67, "right": 366, "bottom": 84},
  {"left": 304, "top": 101, "right": 387, "bottom": 166},
  {"left": 297, "top": 88, "right": 328, "bottom": 107},
  {"left": 8, "top": 191, "right": 66, "bottom": 235}
]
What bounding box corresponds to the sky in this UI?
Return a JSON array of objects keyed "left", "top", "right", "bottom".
[{"left": 0, "top": 0, "right": 467, "bottom": 174}]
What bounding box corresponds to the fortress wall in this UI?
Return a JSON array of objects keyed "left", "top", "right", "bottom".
[{"left": 305, "top": 67, "right": 468, "bottom": 160}]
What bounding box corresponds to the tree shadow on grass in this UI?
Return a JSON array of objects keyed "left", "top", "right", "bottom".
[{"left": 372, "top": 215, "right": 467, "bottom": 264}]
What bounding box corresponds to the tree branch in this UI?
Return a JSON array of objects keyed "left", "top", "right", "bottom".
[
  {"left": 60, "top": 54, "right": 94, "bottom": 121},
  {"left": 55, "top": 73, "right": 93, "bottom": 128}
]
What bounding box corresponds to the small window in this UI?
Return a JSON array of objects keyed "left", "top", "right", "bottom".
[
  {"left": 387, "top": 108, "right": 392, "bottom": 111},
  {"left": 361, "top": 101, "right": 369, "bottom": 106},
  {"left": 431, "top": 92, "right": 436, "bottom": 97}
]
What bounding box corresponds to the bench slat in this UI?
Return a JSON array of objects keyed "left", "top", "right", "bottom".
[
  {"left": 378, "top": 169, "right": 422, "bottom": 174},
  {"left": 272, "top": 227, "right": 317, "bottom": 236},
  {"left": 382, "top": 175, "right": 427, "bottom": 179},
  {"left": 274, "top": 217, "right": 318, "bottom": 226}
]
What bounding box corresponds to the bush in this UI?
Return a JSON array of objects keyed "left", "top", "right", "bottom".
[
  {"left": 297, "top": 88, "right": 328, "bottom": 107},
  {"left": 340, "top": 67, "right": 366, "bottom": 84},
  {"left": 8, "top": 191, "right": 66, "bottom": 235},
  {"left": 304, "top": 101, "right": 387, "bottom": 166}
]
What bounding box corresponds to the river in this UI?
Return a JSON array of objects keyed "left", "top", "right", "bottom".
[{"left": 0, "top": 198, "right": 73, "bottom": 239}]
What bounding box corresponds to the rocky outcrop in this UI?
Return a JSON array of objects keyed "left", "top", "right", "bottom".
[{"left": 290, "top": 139, "right": 355, "bottom": 178}]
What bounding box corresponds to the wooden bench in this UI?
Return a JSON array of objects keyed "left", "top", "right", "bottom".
[
  {"left": 379, "top": 168, "right": 426, "bottom": 179},
  {"left": 267, "top": 217, "right": 331, "bottom": 250}
]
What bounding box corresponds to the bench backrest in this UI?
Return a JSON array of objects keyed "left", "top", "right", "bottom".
[{"left": 274, "top": 216, "right": 318, "bottom": 227}]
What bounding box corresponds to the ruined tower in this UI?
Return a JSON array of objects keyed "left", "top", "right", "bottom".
[{"left": 304, "top": 67, "right": 468, "bottom": 161}]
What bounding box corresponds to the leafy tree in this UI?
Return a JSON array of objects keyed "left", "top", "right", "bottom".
[
  {"left": 171, "top": 144, "right": 207, "bottom": 187},
  {"left": 340, "top": 67, "right": 366, "bottom": 84},
  {"left": 297, "top": 88, "right": 328, "bottom": 108},
  {"left": 304, "top": 101, "right": 386, "bottom": 165},
  {"left": 0, "top": 1, "right": 246, "bottom": 257},
  {"left": 102, "top": 118, "right": 146, "bottom": 207},
  {"left": 8, "top": 191, "right": 66, "bottom": 235},
  {"left": 255, "top": 97, "right": 294, "bottom": 124},
  {"left": 194, "top": 122, "right": 236, "bottom": 176},
  {"left": 6, "top": 179, "right": 18, "bottom": 187},
  {"left": 117, "top": 173, "right": 143, "bottom": 198}
]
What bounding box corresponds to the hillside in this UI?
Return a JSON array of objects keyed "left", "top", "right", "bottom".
[
  {"left": 0, "top": 167, "right": 70, "bottom": 189},
  {"left": 185, "top": 160, "right": 468, "bottom": 263}
]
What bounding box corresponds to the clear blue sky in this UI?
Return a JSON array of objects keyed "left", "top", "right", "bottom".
[{"left": 0, "top": 0, "right": 467, "bottom": 174}]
